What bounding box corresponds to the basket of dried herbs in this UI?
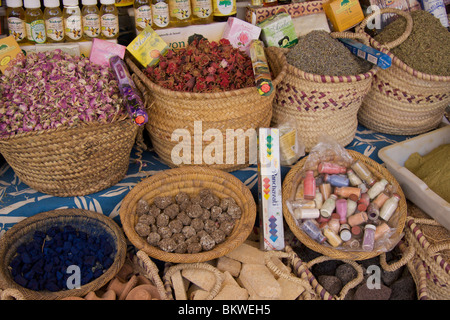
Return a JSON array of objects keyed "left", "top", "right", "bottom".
[
  {"left": 266, "top": 31, "right": 377, "bottom": 152},
  {"left": 125, "top": 38, "right": 287, "bottom": 172},
  {"left": 0, "top": 50, "right": 140, "bottom": 197},
  {"left": 356, "top": 8, "right": 450, "bottom": 135}
]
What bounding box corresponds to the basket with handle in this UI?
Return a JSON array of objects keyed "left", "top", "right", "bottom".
[
  {"left": 266, "top": 32, "right": 378, "bottom": 152},
  {"left": 125, "top": 50, "right": 287, "bottom": 172},
  {"left": 0, "top": 209, "right": 127, "bottom": 300},
  {"left": 355, "top": 8, "right": 450, "bottom": 135}
]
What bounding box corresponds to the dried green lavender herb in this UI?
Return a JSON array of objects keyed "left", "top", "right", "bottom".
[
  {"left": 286, "top": 30, "right": 372, "bottom": 76},
  {"left": 374, "top": 10, "right": 450, "bottom": 76}
]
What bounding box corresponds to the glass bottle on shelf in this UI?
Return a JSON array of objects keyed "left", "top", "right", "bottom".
[
  {"left": 81, "top": 0, "right": 100, "bottom": 40},
  {"left": 168, "top": 0, "right": 191, "bottom": 27},
  {"left": 44, "top": 0, "right": 65, "bottom": 42},
  {"left": 24, "top": 0, "right": 47, "bottom": 44},
  {"left": 191, "top": 0, "right": 213, "bottom": 24},
  {"left": 212, "top": 0, "right": 235, "bottom": 22},
  {"left": 63, "top": 0, "right": 83, "bottom": 41},
  {"left": 99, "top": 0, "right": 119, "bottom": 39},
  {"left": 152, "top": 0, "right": 170, "bottom": 29},
  {"left": 134, "top": 0, "right": 152, "bottom": 33},
  {"left": 6, "top": 0, "right": 27, "bottom": 43}
]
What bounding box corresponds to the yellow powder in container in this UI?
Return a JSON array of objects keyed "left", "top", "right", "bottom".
[{"left": 404, "top": 144, "right": 450, "bottom": 203}]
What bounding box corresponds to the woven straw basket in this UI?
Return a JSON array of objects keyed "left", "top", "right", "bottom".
[
  {"left": 356, "top": 8, "right": 450, "bottom": 135},
  {"left": 119, "top": 166, "right": 257, "bottom": 263},
  {"left": 282, "top": 150, "right": 407, "bottom": 260},
  {"left": 0, "top": 209, "right": 127, "bottom": 300},
  {"left": 0, "top": 119, "right": 139, "bottom": 197},
  {"left": 266, "top": 34, "right": 377, "bottom": 152},
  {"left": 125, "top": 52, "right": 287, "bottom": 172},
  {"left": 380, "top": 203, "right": 450, "bottom": 300}
]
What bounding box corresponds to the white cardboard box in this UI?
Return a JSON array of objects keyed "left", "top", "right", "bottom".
[{"left": 378, "top": 125, "right": 450, "bottom": 230}]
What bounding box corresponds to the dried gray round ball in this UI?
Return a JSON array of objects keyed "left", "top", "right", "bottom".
[
  {"left": 158, "top": 226, "right": 172, "bottom": 239},
  {"left": 182, "top": 225, "right": 196, "bottom": 238},
  {"left": 159, "top": 238, "right": 177, "bottom": 252},
  {"left": 154, "top": 196, "right": 174, "bottom": 209},
  {"left": 168, "top": 219, "right": 183, "bottom": 234},
  {"left": 172, "top": 232, "right": 185, "bottom": 244},
  {"left": 217, "top": 212, "right": 232, "bottom": 223},
  {"left": 191, "top": 218, "right": 204, "bottom": 232},
  {"left": 135, "top": 223, "right": 151, "bottom": 237},
  {"left": 200, "top": 234, "right": 216, "bottom": 251},
  {"left": 178, "top": 211, "right": 192, "bottom": 226},
  {"left": 164, "top": 203, "right": 180, "bottom": 220},
  {"left": 199, "top": 189, "right": 212, "bottom": 198},
  {"left": 185, "top": 235, "right": 199, "bottom": 245},
  {"left": 200, "top": 194, "right": 219, "bottom": 210},
  {"left": 147, "top": 232, "right": 161, "bottom": 246},
  {"left": 156, "top": 213, "right": 170, "bottom": 227},
  {"left": 187, "top": 242, "right": 202, "bottom": 254},
  {"left": 136, "top": 199, "right": 150, "bottom": 216},
  {"left": 219, "top": 220, "right": 235, "bottom": 236},
  {"left": 197, "top": 230, "right": 209, "bottom": 240},
  {"left": 201, "top": 208, "right": 211, "bottom": 220},
  {"left": 211, "top": 229, "right": 226, "bottom": 244},
  {"left": 148, "top": 204, "right": 161, "bottom": 217},
  {"left": 138, "top": 214, "right": 155, "bottom": 226},
  {"left": 204, "top": 219, "right": 218, "bottom": 234},
  {"left": 186, "top": 203, "right": 203, "bottom": 218},
  {"left": 174, "top": 242, "right": 188, "bottom": 254},
  {"left": 220, "top": 197, "right": 236, "bottom": 211},
  {"left": 175, "top": 192, "right": 190, "bottom": 204},
  {"left": 227, "top": 203, "right": 242, "bottom": 219},
  {"left": 210, "top": 206, "right": 222, "bottom": 221}
]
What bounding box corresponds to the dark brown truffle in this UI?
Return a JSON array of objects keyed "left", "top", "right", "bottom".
[
  {"left": 156, "top": 213, "right": 170, "bottom": 227},
  {"left": 210, "top": 206, "right": 223, "bottom": 221},
  {"left": 148, "top": 204, "right": 161, "bottom": 217},
  {"left": 204, "top": 219, "right": 218, "bottom": 234},
  {"left": 136, "top": 199, "right": 150, "bottom": 216},
  {"left": 147, "top": 232, "right": 161, "bottom": 246},
  {"left": 182, "top": 225, "right": 196, "bottom": 238},
  {"left": 187, "top": 242, "right": 202, "bottom": 254},
  {"left": 200, "top": 234, "right": 216, "bottom": 251},
  {"left": 210, "top": 229, "right": 226, "bottom": 244},
  {"left": 191, "top": 218, "right": 204, "bottom": 232},
  {"left": 164, "top": 203, "right": 180, "bottom": 220},
  {"left": 186, "top": 203, "right": 203, "bottom": 218},
  {"left": 159, "top": 238, "right": 177, "bottom": 252},
  {"left": 135, "top": 223, "right": 151, "bottom": 237},
  {"left": 168, "top": 219, "right": 183, "bottom": 234},
  {"left": 138, "top": 214, "right": 155, "bottom": 226},
  {"left": 175, "top": 192, "right": 190, "bottom": 204},
  {"left": 227, "top": 203, "right": 242, "bottom": 219},
  {"left": 219, "top": 197, "right": 236, "bottom": 211},
  {"left": 157, "top": 226, "right": 173, "bottom": 239},
  {"left": 177, "top": 211, "right": 192, "bottom": 226},
  {"left": 154, "top": 196, "right": 174, "bottom": 209}
]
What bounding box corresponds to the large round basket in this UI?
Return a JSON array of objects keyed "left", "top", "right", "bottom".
[
  {"left": 282, "top": 150, "right": 407, "bottom": 260},
  {"left": 0, "top": 119, "right": 138, "bottom": 197},
  {"left": 0, "top": 209, "right": 127, "bottom": 300},
  {"left": 356, "top": 8, "right": 450, "bottom": 135},
  {"left": 266, "top": 34, "right": 377, "bottom": 152},
  {"left": 119, "top": 166, "right": 257, "bottom": 263},
  {"left": 125, "top": 51, "right": 287, "bottom": 172}
]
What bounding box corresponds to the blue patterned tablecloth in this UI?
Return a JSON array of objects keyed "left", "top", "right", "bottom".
[{"left": 0, "top": 124, "right": 414, "bottom": 237}]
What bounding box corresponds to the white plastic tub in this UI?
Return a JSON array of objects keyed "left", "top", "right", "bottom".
[{"left": 378, "top": 125, "right": 450, "bottom": 231}]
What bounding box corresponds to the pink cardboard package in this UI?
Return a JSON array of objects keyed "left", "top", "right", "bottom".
[
  {"left": 222, "top": 17, "right": 261, "bottom": 56},
  {"left": 89, "top": 38, "right": 127, "bottom": 67}
]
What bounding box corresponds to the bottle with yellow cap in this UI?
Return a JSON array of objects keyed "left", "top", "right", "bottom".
[{"left": 6, "top": 0, "right": 27, "bottom": 43}]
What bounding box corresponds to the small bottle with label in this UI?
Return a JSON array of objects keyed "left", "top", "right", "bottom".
[
  {"left": 357, "top": 193, "right": 370, "bottom": 212},
  {"left": 63, "top": 0, "right": 83, "bottom": 42},
  {"left": 351, "top": 160, "right": 376, "bottom": 186},
  {"left": 372, "top": 190, "right": 390, "bottom": 209},
  {"left": 6, "top": 0, "right": 27, "bottom": 44},
  {"left": 303, "top": 170, "right": 316, "bottom": 200},
  {"left": 134, "top": 0, "right": 152, "bottom": 34},
  {"left": 324, "top": 174, "right": 349, "bottom": 187},
  {"left": 44, "top": 0, "right": 64, "bottom": 43},
  {"left": 81, "top": 0, "right": 100, "bottom": 40},
  {"left": 348, "top": 211, "right": 368, "bottom": 227},
  {"left": 367, "top": 178, "right": 389, "bottom": 200},
  {"left": 321, "top": 224, "right": 342, "bottom": 247},
  {"left": 339, "top": 224, "right": 352, "bottom": 242},
  {"left": 346, "top": 168, "right": 363, "bottom": 186},
  {"left": 168, "top": 0, "right": 192, "bottom": 27},
  {"left": 191, "top": 0, "right": 213, "bottom": 24},
  {"left": 318, "top": 162, "right": 347, "bottom": 175},
  {"left": 294, "top": 208, "right": 320, "bottom": 220},
  {"left": 367, "top": 203, "right": 380, "bottom": 223},
  {"left": 328, "top": 213, "right": 341, "bottom": 234},
  {"left": 346, "top": 194, "right": 358, "bottom": 217},
  {"left": 362, "top": 224, "right": 376, "bottom": 251},
  {"left": 334, "top": 186, "right": 361, "bottom": 199},
  {"left": 379, "top": 193, "right": 400, "bottom": 222},
  {"left": 301, "top": 220, "right": 327, "bottom": 244},
  {"left": 319, "top": 183, "right": 332, "bottom": 200},
  {"left": 374, "top": 222, "right": 390, "bottom": 241},
  {"left": 152, "top": 0, "right": 170, "bottom": 29},
  {"left": 320, "top": 194, "right": 337, "bottom": 218},
  {"left": 314, "top": 187, "right": 323, "bottom": 209},
  {"left": 100, "top": 0, "right": 119, "bottom": 39},
  {"left": 335, "top": 198, "right": 347, "bottom": 224},
  {"left": 212, "top": 0, "right": 236, "bottom": 22},
  {"left": 24, "top": 0, "right": 47, "bottom": 44}
]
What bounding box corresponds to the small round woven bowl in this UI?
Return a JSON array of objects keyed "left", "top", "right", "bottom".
[
  {"left": 120, "top": 166, "right": 257, "bottom": 263},
  {"left": 282, "top": 150, "right": 407, "bottom": 260},
  {"left": 0, "top": 209, "right": 127, "bottom": 300}
]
